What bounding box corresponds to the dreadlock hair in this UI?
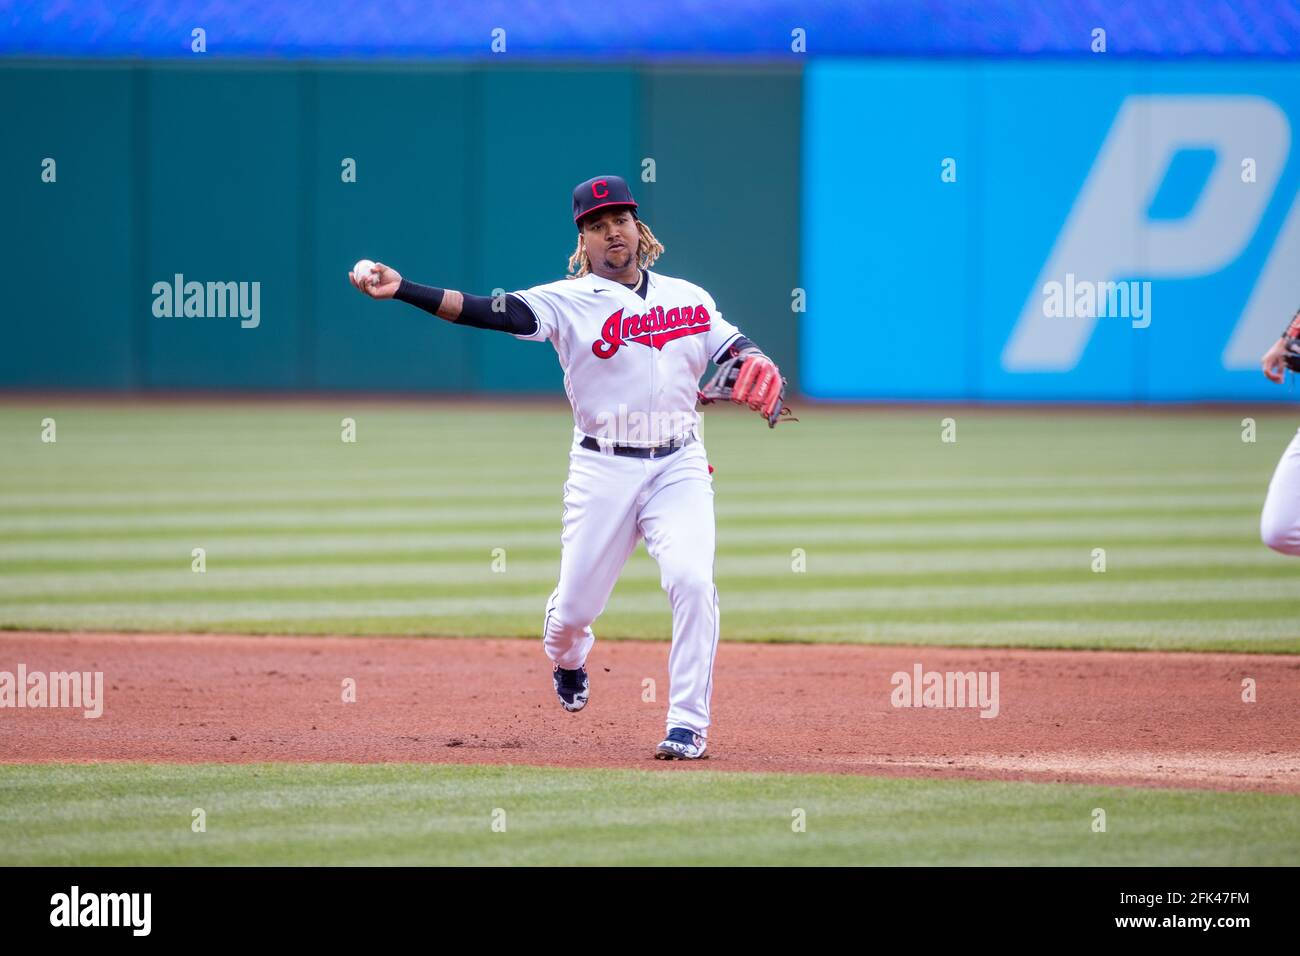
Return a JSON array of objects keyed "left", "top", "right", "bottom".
[{"left": 567, "top": 218, "right": 664, "bottom": 279}]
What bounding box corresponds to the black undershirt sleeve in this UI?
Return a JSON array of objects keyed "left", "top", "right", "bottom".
[{"left": 394, "top": 279, "right": 539, "bottom": 336}]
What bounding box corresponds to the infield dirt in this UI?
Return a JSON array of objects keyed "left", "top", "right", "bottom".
[{"left": 2, "top": 632, "right": 1296, "bottom": 793}]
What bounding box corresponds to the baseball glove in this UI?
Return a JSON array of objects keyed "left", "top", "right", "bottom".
[
  {"left": 698, "top": 351, "right": 797, "bottom": 428},
  {"left": 1283, "top": 310, "right": 1300, "bottom": 372},
  {"left": 1285, "top": 336, "right": 1300, "bottom": 373}
]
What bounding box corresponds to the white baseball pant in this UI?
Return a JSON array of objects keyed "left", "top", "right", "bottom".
[{"left": 542, "top": 433, "right": 720, "bottom": 737}]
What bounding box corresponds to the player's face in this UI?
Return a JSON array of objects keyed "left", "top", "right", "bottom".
[{"left": 582, "top": 209, "right": 640, "bottom": 275}]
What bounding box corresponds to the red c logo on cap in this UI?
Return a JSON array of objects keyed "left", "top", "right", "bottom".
[{"left": 592, "top": 180, "right": 609, "bottom": 199}]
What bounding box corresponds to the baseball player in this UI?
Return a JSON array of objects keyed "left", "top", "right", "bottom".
[
  {"left": 349, "top": 175, "right": 786, "bottom": 759},
  {"left": 1259, "top": 307, "right": 1300, "bottom": 554}
]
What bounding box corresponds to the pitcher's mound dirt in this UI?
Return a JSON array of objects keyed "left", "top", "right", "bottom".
[{"left": 2, "top": 632, "right": 1296, "bottom": 793}]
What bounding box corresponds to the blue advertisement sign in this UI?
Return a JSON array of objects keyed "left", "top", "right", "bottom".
[{"left": 802, "top": 62, "right": 1300, "bottom": 401}]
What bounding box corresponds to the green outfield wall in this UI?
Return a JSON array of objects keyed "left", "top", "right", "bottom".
[{"left": 0, "top": 62, "right": 801, "bottom": 393}]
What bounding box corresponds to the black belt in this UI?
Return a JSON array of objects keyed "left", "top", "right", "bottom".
[{"left": 580, "top": 434, "right": 694, "bottom": 459}]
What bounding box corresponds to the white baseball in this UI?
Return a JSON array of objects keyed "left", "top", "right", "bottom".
[{"left": 353, "top": 258, "right": 377, "bottom": 287}]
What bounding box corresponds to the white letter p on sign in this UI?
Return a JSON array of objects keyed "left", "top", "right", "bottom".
[{"left": 1003, "top": 95, "right": 1290, "bottom": 371}]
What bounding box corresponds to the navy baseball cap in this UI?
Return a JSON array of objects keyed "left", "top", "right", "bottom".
[{"left": 573, "top": 175, "right": 638, "bottom": 228}]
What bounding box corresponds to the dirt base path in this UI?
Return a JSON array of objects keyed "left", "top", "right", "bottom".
[{"left": 2, "top": 632, "right": 1297, "bottom": 793}]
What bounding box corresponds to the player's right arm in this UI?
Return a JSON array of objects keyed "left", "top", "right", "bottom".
[
  {"left": 1261, "top": 307, "right": 1300, "bottom": 384},
  {"left": 349, "top": 262, "right": 539, "bottom": 336}
]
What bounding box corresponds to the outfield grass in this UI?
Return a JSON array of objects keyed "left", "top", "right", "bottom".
[
  {"left": 1, "top": 403, "right": 1297, "bottom": 652},
  {"left": 0, "top": 762, "right": 1294, "bottom": 866}
]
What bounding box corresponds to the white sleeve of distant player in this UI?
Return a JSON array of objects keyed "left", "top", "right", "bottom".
[
  {"left": 510, "top": 284, "right": 568, "bottom": 343},
  {"left": 703, "top": 292, "right": 743, "bottom": 361}
]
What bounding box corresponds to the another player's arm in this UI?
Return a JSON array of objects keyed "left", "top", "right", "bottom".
[
  {"left": 348, "top": 263, "right": 538, "bottom": 335},
  {"left": 1261, "top": 307, "right": 1300, "bottom": 384}
]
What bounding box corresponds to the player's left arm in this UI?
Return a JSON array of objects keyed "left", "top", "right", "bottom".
[
  {"left": 716, "top": 336, "right": 761, "bottom": 361},
  {"left": 700, "top": 297, "right": 788, "bottom": 423},
  {"left": 702, "top": 293, "right": 775, "bottom": 370}
]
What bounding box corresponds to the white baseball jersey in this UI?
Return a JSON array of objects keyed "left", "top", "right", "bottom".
[{"left": 511, "top": 270, "right": 742, "bottom": 443}]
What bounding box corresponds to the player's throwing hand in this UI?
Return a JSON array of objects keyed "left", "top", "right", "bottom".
[{"left": 349, "top": 261, "right": 402, "bottom": 299}]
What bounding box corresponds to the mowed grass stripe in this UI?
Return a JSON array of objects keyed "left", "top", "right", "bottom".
[
  {"left": 0, "top": 545, "right": 1285, "bottom": 597},
  {"left": 0, "top": 506, "right": 1260, "bottom": 543},
  {"left": 19, "top": 609, "right": 1282, "bottom": 648},
  {"left": 0, "top": 474, "right": 1269, "bottom": 513},
  {"left": 4, "top": 605, "right": 1294, "bottom": 640},
  {"left": 61, "top": 600, "right": 1293, "bottom": 627},
  {"left": 0, "top": 533, "right": 1269, "bottom": 576},
  {"left": 0, "top": 515, "right": 1262, "bottom": 561},
  {"left": 1, "top": 566, "right": 1294, "bottom": 608},
  {"left": 0, "top": 491, "right": 1265, "bottom": 535},
  {"left": 2, "top": 578, "right": 1292, "bottom": 628},
  {"left": 738, "top": 617, "right": 1300, "bottom": 645}
]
